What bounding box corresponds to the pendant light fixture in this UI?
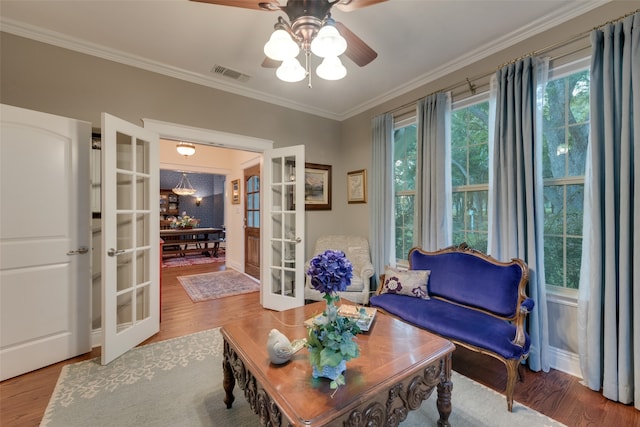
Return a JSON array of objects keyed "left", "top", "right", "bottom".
[
  {"left": 176, "top": 142, "right": 196, "bottom": 157},
  {"left": 172, "top": 172, "right": 197, "bottom": 196}
]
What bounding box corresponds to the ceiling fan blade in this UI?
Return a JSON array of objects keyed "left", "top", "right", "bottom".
[
  {"left": 336, "top": 21, "right": 377, "bottom": 67},
  {"left": 189, "top": 0, "right": 280, "bottom": 11},
  {"left": 262, "top": 57, "right": 281, "bottom": 68},
  {"left": 335, "top": 0, "right": 388, "bottom": 12}
]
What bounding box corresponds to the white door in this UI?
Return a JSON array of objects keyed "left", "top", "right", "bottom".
[
  {"left": 101, "top": 113, "right": 159, "bottom": 365},
  {"left": 0, "top": 104, "right": 91, "bottom": 380},
  {"left": 262, "top": 145, "right": 305, "bottom": 311}
]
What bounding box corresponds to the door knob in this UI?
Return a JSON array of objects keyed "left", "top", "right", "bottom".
[{"left": 107, "top": 248, "right": 125, "bottom": 257}]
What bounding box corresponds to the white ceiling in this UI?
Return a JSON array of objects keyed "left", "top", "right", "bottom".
[{"left": 1, "top": 0, "right": 609, "bottom": 120}]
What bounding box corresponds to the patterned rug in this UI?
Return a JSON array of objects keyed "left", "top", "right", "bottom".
[
  {"left": 177, "top": 269, "right": 260, "bottom": 302},
  {"left": 162, "top": 253, "right": 225, "bottom": 268},
  {"left": 41, "top": 328, "right": 567, "bottom": 427}
]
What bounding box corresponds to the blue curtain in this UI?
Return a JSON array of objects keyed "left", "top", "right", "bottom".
[
  {"left": 415, "top": 92, "right": 452, "bottom": 250},
  {"left": 488, "top": 56, "right": 550, "bottom": 372},
  {"left": 369, "top": 113, "right": 395, "bottom": 287},
  {"left": 578, "top": 12, "right": 639, "bottom": 408}
]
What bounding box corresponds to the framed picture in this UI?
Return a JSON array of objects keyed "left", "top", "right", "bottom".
[
  {"left": 231, "top": 179, "right": 240, "bottom": 204},
  {"left": 304, "top": 163, "right": 332, "bottom": 210},
  {"left": 347, "top": 169, "right": 367, "bottom": 204}
]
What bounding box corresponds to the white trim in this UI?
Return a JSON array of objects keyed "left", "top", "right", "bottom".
[
  {"left": 1, "top": 0, "right": 608, "bottom": 121},
  {"left": 142, "top": 119, "right": 273, "bottom": 152},
  {"left": 548, "top": 345, "right": 582, "bottom": 378}
]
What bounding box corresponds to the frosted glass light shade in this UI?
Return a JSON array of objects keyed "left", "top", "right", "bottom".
[
  {"left": 264, "top": 29, "right": 300, "bottom": 61},
  {"left": 316, "top": 56, "right": 347, "bottom": 80},
  {"left": 310, "top": 25, "right": 347, "bottom": 58},
  {"left": 276, "top": 58, "right": 306, "bottom": 82},
  {"left": 176, "top": 142, "right": 195, "bottom": 157}
]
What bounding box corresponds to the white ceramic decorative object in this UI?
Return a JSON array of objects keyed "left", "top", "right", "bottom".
[{"left": 267, "top": 329, "right": 300, "bottom": 364}]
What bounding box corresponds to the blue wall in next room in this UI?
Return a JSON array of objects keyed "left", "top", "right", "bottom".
[{"left": 160, "top": 170, "right": 225, "bottom": 229}]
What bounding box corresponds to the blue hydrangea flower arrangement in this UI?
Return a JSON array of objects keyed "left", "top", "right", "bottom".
[{"left": 306, "top": 250, "right": 361, "bottom": 391}]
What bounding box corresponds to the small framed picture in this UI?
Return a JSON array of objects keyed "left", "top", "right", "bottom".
[
  {"left": 304, "top": 163, "right": 332, "bottom": 210},
  {"left": 347, "top": 169, "right": 367, "bottom": 204},
  {"left": 231, "top": 179, "right": 240, "bottom": 204}
]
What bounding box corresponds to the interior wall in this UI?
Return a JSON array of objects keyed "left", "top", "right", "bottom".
[
  {"left": 159, "top": 170, "right": 225, "bottom": 229},
  {"left": 336, "top": 2, "right": 634, "bottom": 375},
  {"left": 1, "top": 1, "right": 636, "bottom": 371},
  {"left": 0, "top": 31, "right": 345, "bottom": 259}
]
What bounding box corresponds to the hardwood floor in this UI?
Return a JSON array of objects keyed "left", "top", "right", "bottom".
[{"left": 1, "top": 261, "right": 637, "bottom": 427}]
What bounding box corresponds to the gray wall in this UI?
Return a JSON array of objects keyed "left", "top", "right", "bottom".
[
  {"left": 1, "top": 1, "right": 634, "bottom": 369},
  {"left": 160, "top": 170, "right": 225, "bottom": 229}
]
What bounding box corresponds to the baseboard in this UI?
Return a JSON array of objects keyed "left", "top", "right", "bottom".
[
  {"left": 548, "top": 345, "right": 582, "bottom": 378},
  {"left": 226, "top": 260, "right": 243, "bottom": 272},
  {"left": 91, "top": 328, "right": 102, "bottom": 348}
]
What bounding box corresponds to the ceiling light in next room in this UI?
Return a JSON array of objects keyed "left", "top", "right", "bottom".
[{"left": 176, "top": 142, "right": 196, "bottom": 157}]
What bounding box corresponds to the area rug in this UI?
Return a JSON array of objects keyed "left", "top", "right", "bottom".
[
  {"left": 177, "top": 269, "right": 260, "bottom": 302},
  {"left": 162, "top": 253, "right": 226, "bottom": 268},
  {"left": 41, "top": 328, "right": 567, "bottom": 427}
]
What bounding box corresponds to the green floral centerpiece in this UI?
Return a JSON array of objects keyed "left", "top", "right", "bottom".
[{"left": 306, "top": 250, "right": 361, "bottom": 391}]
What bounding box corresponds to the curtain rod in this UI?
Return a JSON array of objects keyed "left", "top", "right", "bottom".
[{"left": 388, "top": 8, "right": 639, "bottom": 116}]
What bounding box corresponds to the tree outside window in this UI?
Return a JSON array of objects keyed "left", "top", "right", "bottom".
[
  {"left": 451, "top": 101, "right": 489, "bottom": 252},
  {"left": 393, "top": 124, "right": 417, "bottom": 262},
  {"left": 542, "top": 69, "right": 589, "bottom": 291}
]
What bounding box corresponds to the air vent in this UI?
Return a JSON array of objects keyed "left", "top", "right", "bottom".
[{"left": 211, "top": 65, "right": 251, "bottom": 82}]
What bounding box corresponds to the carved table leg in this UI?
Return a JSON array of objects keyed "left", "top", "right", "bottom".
[
  {"left": 436, "top": 354, "right": 453, "bottom": 427},
  {"left": 223, "top": 341, "right": 236, "bottom": 409}
]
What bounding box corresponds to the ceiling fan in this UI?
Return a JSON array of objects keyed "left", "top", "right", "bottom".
[{"left": 191, "top": 0, "right": 386, "bottom": 84}]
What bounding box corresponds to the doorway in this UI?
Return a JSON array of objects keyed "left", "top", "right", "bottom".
[{"left": 244, "top": 164, "right": 260, "bottom": 279}]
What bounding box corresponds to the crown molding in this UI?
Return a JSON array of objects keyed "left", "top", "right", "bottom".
[
  {"left": 1, "top": 0, "right": 610, "bottom": 121},
  {"left": 341, "top": 0, "right": 611, "bottom": 119},
  {"left": 0, "top": 18, "right": 343, "bottom": 121}
]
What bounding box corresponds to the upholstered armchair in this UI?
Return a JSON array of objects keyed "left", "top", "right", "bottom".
[{"left": 305, "top": 235, "right": 375, "bottom": 305}]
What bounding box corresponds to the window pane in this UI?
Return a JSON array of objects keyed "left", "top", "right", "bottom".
[
  {"left": 542, "top": 67, "right": 588, "bottom": 291},
  {"left": 394, "top": 123, "right": 417, "bottom": 261},
  {"left": 451, "top": 190, "right": 487, "bottom": 252},
  {"left": 395, "top": 194, "right": 414, "bottom": 259},
  {"left": 468, "top": 144, "right": 489, "bottom": 184},
  {"left": 568, "top": 70, "right": 590, "bottom": 123},
  {"left": 568, "top": 123, "right": 588, "bottom": 176},
  {"left": 451, "top": 145, "right": 466, "bottom": 187},
  {"left": 544, "top": 236, "right": 564, "bottom": 287},
  {"left": 566, "top": 237, "right": 582, "bottom": 289},
  {"left": 566, "top": 184, "right": 584, "bottom": 235},
  {"left": 543, "top": 185, "right": 564, "bottom": 235},
  {"left": 394, "top": 125, "right": 417, "bottom": 192},
  {"left": 451, "top": 100, "right": 489, "bottom": 253}
]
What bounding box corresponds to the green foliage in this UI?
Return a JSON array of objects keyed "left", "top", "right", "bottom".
[
  {"left": 542, "top": 70, "right": 589, "bottom": 289},
  {"left": 307, "top": 299, "right": 361, "bottom": 390}
]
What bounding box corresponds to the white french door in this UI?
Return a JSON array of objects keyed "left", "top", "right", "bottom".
[
  {"left": 0, "top": 104, "right": 91, "bottom": 380},
  {"left": 101, "top": 113, "right": 160, "bottom": 365},
  {"left": 261, "top": 145, "right": 305, "bottom": 311}
]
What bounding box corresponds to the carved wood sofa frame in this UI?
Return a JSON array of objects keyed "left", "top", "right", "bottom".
[{"left": 370, "top": 243, "right": 533, "bottom": 411}]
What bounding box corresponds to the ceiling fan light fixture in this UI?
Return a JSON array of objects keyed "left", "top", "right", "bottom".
[
  {"left": 316, "top": 56, "right": 347, "bottom": 81},
  {"left": 310, "top": 23, "right": 347, "bottom": 58},
  {"left": 176, "top": 142, "right": 196, "bottom": 157},
  {"left": 276, "top": 58, "right": 306, "bottom": 82},
  {"left": 264, "top": 29, "right": 300, "bottom": 61}
]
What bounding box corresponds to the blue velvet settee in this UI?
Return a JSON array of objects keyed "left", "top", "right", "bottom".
[{"left": 369, "top": 243, "right": 534, "bottom": 411}]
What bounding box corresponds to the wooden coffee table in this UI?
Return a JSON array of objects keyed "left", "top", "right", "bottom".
[{"left": 221, "top": 301, "right": 455, "bottom": 427}]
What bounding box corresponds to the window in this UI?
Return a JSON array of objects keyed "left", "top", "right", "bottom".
[
  {"left": 451, "top": 99, "right": 490, "bottom": 252},
  {"left": 542, "top": 64, "right": 589, "bottom": 291},
  {"left": 391, "top": 60, "right": 589, "bottom": 288},
  {"left": 393, "top": 122, "right": 417, "bottom": 261}
]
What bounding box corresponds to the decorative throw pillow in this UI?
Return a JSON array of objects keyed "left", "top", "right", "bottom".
[{"left": 381, "top": 268, "right": 431, "bottom": 299}]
